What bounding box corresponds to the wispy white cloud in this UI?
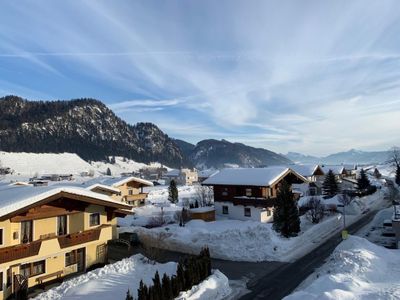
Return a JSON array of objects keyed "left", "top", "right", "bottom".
[{"left": 1, "top": 0, "right": 400, "bottom": 155}]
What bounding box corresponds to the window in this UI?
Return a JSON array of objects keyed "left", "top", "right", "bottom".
[
  {"left": 0, "top": 228, "right": 3, "bottom": 246},
  {"left": 244, "top": 207, "right": 251, "bottom": 217},
  {"left": 222, "top": 188, "right": 228, "bottom": 196},
  {"left": 128, "top": 189, "right": 133, "bottom": 195},
  {"left": 96, "top": 244, "right": 106, "bottom": 261},
  {"left": 20, "top": 260, "right": 45, "bottom": 278},
  {"left": 267, "top": 210, "right": 271, "bottom": 216},
  {"left": 65, "top": 250, "right": 78, "bottom": 266},
  {"left": 57, "top": 215, "right": 68, "bottom": 236},
  {"left": 0, "top": 272, "right": 3, "bottom": 291},
  {"left": 89, "top": 213, "right": 100, "bottom": 227},
  {"left": 222, "top": 206, "right": 229, "bottom": 214},
  {"left": 245, "top": 188, "right": 252, "bottom": 197},
  {"left": 21, "top": 220, "right": 33, "bottom": 243}
]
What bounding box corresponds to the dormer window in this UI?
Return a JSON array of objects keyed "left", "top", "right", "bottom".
[{"left": 245, "top": 188, "right": 252, "bottom": 197}]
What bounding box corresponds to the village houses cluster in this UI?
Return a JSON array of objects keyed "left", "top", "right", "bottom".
[{"left": 0, "top": 161, "right": 395, "bottom": 300}]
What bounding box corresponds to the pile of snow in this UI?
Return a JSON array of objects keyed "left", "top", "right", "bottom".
[
  {"left": 176, "top": 270, "right": 231, "bottom": 300},
  {"left": 34, "top": 255, "right": 176, "bottom": 300},
  {"left": 0, "top": 152, "right": 94, "bottom": 176},
  {"left": 122, "top": 215, "right": 345, "bottom": 262},
  {"left": 285, "top": 236, "right": 400, "bottom": 299},
  {"left": 34, "top": 254, "right": 230, "bottom": 300}
]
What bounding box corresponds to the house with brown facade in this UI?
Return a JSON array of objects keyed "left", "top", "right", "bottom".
[
  {"left": 202, "top": 167, "right": 308, "bottom": 222},
  {"left": 88, "top": 176, "right": 153, "bottom": 207},
  {"left": 0, "top": 185, "right": 131, "bottom": 300}
]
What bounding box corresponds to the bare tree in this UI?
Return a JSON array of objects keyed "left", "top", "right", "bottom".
[
  {"left": 194, "top": 185, "right": 214, "bottom": 207},
  {"left": 148, "top": 208, "right": 167, "bottom": 228},
  {"left": 306, "top": 197, "right": 325, "bottom": 224},
  {"left": 174, "top": 208, "right": 191, "bottom": 226}
]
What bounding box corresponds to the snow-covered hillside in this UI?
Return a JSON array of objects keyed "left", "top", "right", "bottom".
[
  {"left": 285, "top": 236, "right": 400, "bottom": 299},
  {"left": 0, "top": 152, "right": 93, "bottom": 176},
  {"left": 90, "top": 156, "right": 169, "bottom": 176},
  {"left": 0, "top": 152, "right": 168, "bottom": 177}
]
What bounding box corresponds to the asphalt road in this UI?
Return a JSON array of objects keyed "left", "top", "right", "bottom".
[
  {"left": 109, "top": 243, "right": 286, "bottom": 282},
  {"left": 240, "top": 207, "right": 386, "bottom": 300}
]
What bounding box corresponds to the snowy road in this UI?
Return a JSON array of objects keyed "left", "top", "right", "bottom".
[{"left": 240, "top": 204, "right": 391, "bottom": 300}]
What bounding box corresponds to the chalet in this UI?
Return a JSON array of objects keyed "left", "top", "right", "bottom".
[
  {"left": 289, "top": 164, "right": 325, "bottom": 182},
  {"left": 0, "top": 185, "right": 131, "bottom": 300},
  {"left": 165, "top": 169, "right": 198, "bottom": 186},
  {"left": 202, "top": 167, "right": 308, "bottom": 222},
  {"left": 90, "top": 176, "right": 153, "bottom": 206}
]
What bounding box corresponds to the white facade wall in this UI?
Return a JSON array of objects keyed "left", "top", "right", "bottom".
[{"left": 214, "top": 201, "right": 273, "bottom": 223}]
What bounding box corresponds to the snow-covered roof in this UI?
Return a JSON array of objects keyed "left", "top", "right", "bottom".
[
  {"left": 0, "top": 185, "right": 130, "bottom": 219},
  {"left": 321, "top": 165, "right": 346, "bottom": 175},
  {"left": 86, "top": 183, "right": 121, "bottom": 194},
  {"left": 198, "top": 169, "right": 219, "bottom": 178},
  {"left": 165, "top": 169, "right": 180, "bottom": 177},
  {"left": 202, "top": 166, "right": 307, "bottom": 187},
  {"left": 100, "top": 176, "right": 153, "bottom": 187},
  {"left": 289, "top": 164, "right": 323, "bottom": 177}
]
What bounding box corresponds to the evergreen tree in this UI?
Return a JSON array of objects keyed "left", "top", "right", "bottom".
[
  {"left": 396, "top": 165, "right": 400, "bottom": 185},
  {"left": 106, "top": 167, "right": 112, "bottom": 176},
  {"left": 162, "top": 273, "right": 173, "bottom": 300},
  {"left": 273, "top": 180, "right": 300, "bottom": 238},
  {"left": 357, "top": 169, "right": 371, "bottom": 190},
  {"left": 110, "top": 156, "right": 116, "bottom": 164},
  {"left": 137, "top": 280, "right": 147, "bottom": 300},
  {"left": 125, "top": 289, "right": 133, "bottom": 300},
  {"left": 322, "top": 170, "right": 339, "bottom": 198},
  {"left": 168, "top": 180, "right": 179, "bottom": 203},
  {"left": 152, "top": 271, "right": 162, "bottom": 300}
]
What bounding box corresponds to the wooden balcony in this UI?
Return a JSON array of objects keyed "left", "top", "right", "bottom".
[
  {"left": 57, "top": 224, "right": 111, "bottom": 249},
  {"left": 0, "top": 240, "right": 42, "bottom": 264},
  {"left": 124, "top": 193, "right": 148, "bottom": 201}
]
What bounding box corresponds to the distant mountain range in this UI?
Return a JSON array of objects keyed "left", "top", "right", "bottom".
[
  {"left": 0, "top": 96, "right": 290, "bottom": 169},
  {"left": 285, "top": 149, "right": 393, "bottom": 165},
  {"left": 175, "top": 139, "right": 292, "bottom": 169}
]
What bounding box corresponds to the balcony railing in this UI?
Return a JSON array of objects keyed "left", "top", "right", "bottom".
[
  {"left": 124, "top": 193, "right": 148, "bottom": 201},
  {"left": 0, "top": 240, "right": 42, "bottom": 264},
  {"left": 57, "top": 224, "right": 111, "bottom": 249}
]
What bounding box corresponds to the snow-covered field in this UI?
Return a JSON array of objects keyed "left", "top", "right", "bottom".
[
  {"left": 285, "top": 235, "right": 400, "bottom": 299},
  {"left": 34, "top": 254, "right": 231, "bottom": 300}
]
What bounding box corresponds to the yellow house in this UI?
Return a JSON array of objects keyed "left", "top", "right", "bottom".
[
  {"left": 0, "top": 185, "right": 131, "bottom": 300},
  {"left": 88, "top": 176, "right": 154, "bottom": 207}
]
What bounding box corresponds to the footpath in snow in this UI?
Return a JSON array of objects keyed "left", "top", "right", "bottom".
[
  {"left": 34, "top": 254, "right": 231, "bottom": 300},
  {"left": 284, "top": 235, "right": 400, "bottom": 299}
]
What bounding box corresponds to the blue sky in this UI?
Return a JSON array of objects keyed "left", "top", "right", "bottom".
[{"left": 1, "top": 0, "right": 400, "bottom": 156}]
